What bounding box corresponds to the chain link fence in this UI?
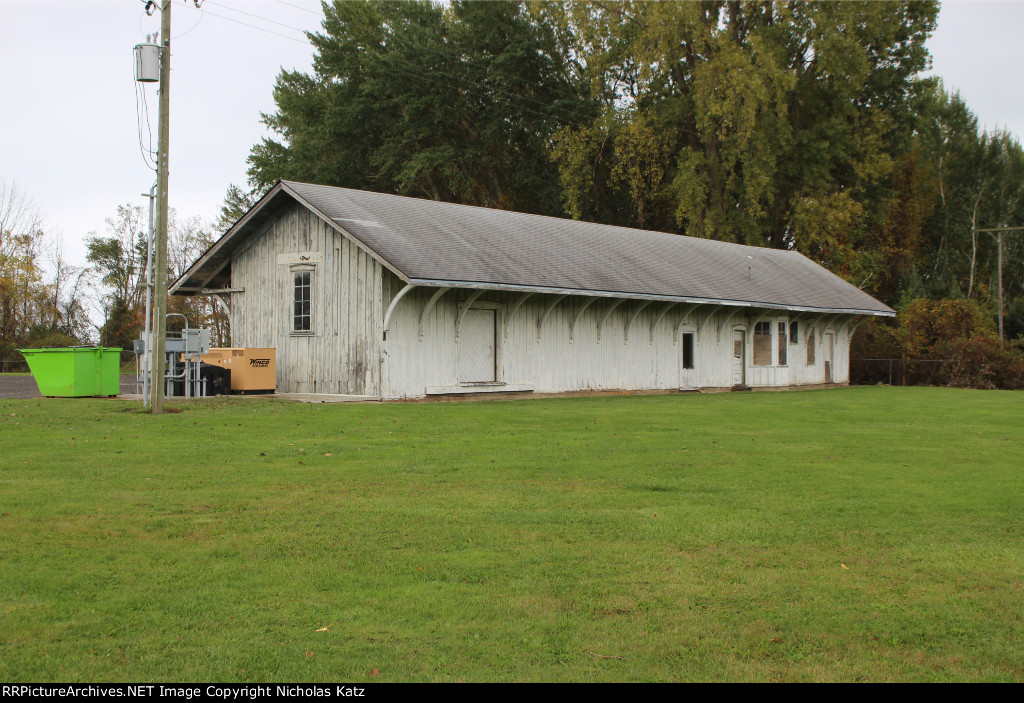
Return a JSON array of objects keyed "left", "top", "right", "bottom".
[
  {"left": 2, "top": 349, "right": 138, "bottom": 374},
  {"left": 850, "top": 358, "right": 951, "bottom": 386},
  {"left": 0, "top": 358, "right": 29, "bottom": 373}
]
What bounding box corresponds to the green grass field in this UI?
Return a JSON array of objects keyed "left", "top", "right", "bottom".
[{"left": 0, "top": 387, "right": 1021, "bottom": 682}]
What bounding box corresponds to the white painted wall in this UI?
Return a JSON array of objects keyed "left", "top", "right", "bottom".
[
  {"left": 226, "top": 204, "right": 856, "bottom": 399},
  {"left": 229, "top": 202, "right": 384, "bottom": 395},
  {"left": 381, "top": 275, "right": 855, "bottom": 399}
]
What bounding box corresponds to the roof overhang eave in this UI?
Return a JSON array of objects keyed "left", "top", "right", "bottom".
[
  {"left": 405, "top": 278, "right": 896, "bottom": 317},
  {"left": 170, "top": 181, "right": 412, "bottom": 296},
  {"left": 169, "top": 181, "right": 292, "bottom": 295}
]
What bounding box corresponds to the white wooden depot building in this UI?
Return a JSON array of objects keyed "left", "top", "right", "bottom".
[{"left": 171, "top": 181, "right": 894, "bottom": 399}]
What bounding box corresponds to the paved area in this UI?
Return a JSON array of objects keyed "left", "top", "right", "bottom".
[
  {"left": 0, "top": 374, "right": 139, "bottom": 399},
  {"left": 116, "top": 392, "right": 379, "bottom": 404},
  {"left": 1, "top": 375, "right": 378, "bottom": 404},
  {"left": 275, "top": 393, "right": 380, "bottom": 403}
]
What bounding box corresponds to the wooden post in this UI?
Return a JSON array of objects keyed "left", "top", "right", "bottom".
[
  {"left": 972, "top": 226, "right": 1023, "bottom": 344},
  {"left": 150, "top": 1, "right": 171, "bottom": 413},
  {"left": 997, "top": 230, "right": 1004, "bottom": 341}
]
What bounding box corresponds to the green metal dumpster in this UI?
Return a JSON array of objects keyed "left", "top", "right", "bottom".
[{"left": 18, "top": 347, "right": 123, "bottom": 397}]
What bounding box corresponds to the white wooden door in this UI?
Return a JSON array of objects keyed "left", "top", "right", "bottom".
[
  {"left": 459, "top": 308, "right": 496, "bottom": 383},
  {"left": 732, "top": 329, "right": 745, "bottom": 386}
]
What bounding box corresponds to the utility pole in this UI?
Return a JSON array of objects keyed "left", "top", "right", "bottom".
[
  {"left": 998, "top": 229, "right": 1004, "bottom": 341},
  {"left": 141, "top": 182, "right": 156, "bottom": 408},
  {"left": 150, "top": 0, "right": 171, "bottom": 413},
  {"left": 973, "top": 226, "right": 1024, "bottom": 342}
]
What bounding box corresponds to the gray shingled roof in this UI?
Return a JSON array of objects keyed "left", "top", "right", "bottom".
[{"left": 172, "top": 180, "right": 894, "bottom": 316}]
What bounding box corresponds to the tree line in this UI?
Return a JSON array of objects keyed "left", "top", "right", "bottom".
[
  {"left": 0, "top": 179, "right": 230, "bottom": 368},
  {"left": 247, "top": 0, "right": 1024, "bottom": 388},
  {"left": 6, "top": 2, "right": 1021, "bottom": 386},
  {"left": 0, "top": 179, "right": 91, "bottom": 368},
  {"left": 84, "top": 202, "right": 230, "bottom": 353}
]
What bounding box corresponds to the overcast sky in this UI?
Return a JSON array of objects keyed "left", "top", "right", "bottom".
[{"left": 2, "top": 0, "right": 1023, "bottom": 270}]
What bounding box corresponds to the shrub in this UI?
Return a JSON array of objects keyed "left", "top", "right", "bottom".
[{"left": 898, "top": 299, "right": 1024, "bottom": 389}]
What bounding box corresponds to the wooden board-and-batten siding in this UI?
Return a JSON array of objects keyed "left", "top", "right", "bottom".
[
  {"left": 228, "top": 201, "right": 854, "bottom": 398},
  {"left": 229, "top": 202, "right": 384, "bottom": 395},
  {"left": 380, "top": 270, "right": 853, "bottom": 399}
]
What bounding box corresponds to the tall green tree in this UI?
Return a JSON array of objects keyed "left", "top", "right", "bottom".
[
  {"left": 910, "top": 85, "right": 1024, "bottom": 333},
  {"left": 214, "top": 183, "right": 257, "bottom": 233},
  {"left": 551, "top": 1, "right": 938, "bottom": 282},
  {"left": 248, "top": 0, "right": 593, "bottom": 215},
  {"left": 243, "top": 0, "right": 1024, "bottom": 343}
]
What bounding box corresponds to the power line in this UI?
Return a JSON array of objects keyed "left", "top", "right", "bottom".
[
  {"left": 182, "top": 2, "right": 656, "bottom": 163},
  {"left": 203, "top": 0, "right": 311, "bottom": 34},
  {"left": 191, "top": 1, "right": 816, "bottom": 196},
  {"left": 171, "top": 5, "right": 205, "bottom": 40},
  {"left": 185, "top": 1, "right": 831, "bottom": 204},
  {"left": 175, "top": 0, "right": 591, "bottom": 125},
  {"left": 194, "top": 1, "right": 599, "bottom": 130},
  {"left": 273, "top": 0, "right": 321, "bottom": 17},
  {"left": 199, "top": 6, "right": 310, "bottom": 44},
  {"left": 135, "top": 83, "right": 157, "bottom": 170}
]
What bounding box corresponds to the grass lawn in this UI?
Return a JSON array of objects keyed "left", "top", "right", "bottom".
[{"left": 0, "top": 386, "right": 1021, "bottom": 682}]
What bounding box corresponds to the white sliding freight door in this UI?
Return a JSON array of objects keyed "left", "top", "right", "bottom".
[{"left": 458, "top": 308, "right": 496, "bottom": 383}]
